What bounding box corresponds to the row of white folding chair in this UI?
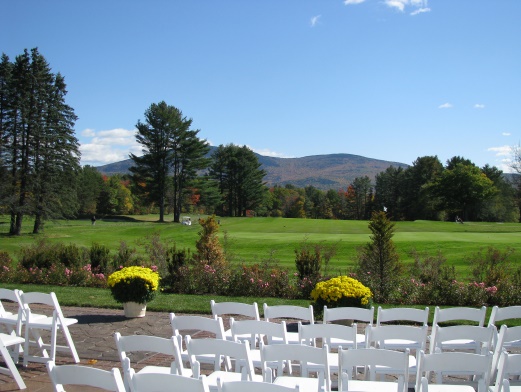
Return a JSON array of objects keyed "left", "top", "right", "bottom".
[
  {"left": 0, "top": 288, "right": 79, "bottom": 367},
  {"left": 211, "top": 300, "right": 260, "bottom": 342},
  {"left": 47, "top": 360, "right": 126, "bottom": 392}
]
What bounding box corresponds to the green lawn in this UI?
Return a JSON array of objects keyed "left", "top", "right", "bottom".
[{"left": 1, "top": 215, "right": 521, "bottom": 279}]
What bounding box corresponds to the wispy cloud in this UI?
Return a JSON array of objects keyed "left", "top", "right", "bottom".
[
  {"left": 488, "top": 145, "right": 515, "bottom": 172},
  {"left": 310, "top": 15, "right": 321, "bottom": 27},
  {"left": 344, "top": 0, "right": 366, "bottom": 4},
  {"left": 250, "top": 147, "right": 291, "bottom": 158},
  {"left": 438, "top": 102, "right": 453, "bottom": 109},
  {"left": 79, "top": 128, "right": 141, "bottom": 167},
  {"left": 502, "top": 132, "right": 511, "bottom": 136},
  {"left": 474, "top": 104, "right": 485, "bottom": 109},
  {"left": 385, "top": 0, "right": 431, "bottom": 15}
]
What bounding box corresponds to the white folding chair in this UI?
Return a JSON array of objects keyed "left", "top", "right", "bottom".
[
  {"left": 415, "top": 350, "right": 492, "bottom": 392},
  {"left": 429, "top": 306, "right": 487, "bottom": 352},
  {"left": 323, "top": 305, "right": 374, "bottom": 348},
  {"left": 366, "top": 324, "right": 427, "bottom": 386},
  {"left": 20, "top": 291, "right": 79, "bottom": 366},
  {"left": 338, "top": 347, "right": 409, "bottom": 392},
  {"left": 376, "top": 306, "right": 429, "bottom": 326},
  {"left": 261, "top": 341, "right": 331, "bottom": 392},
  {"left": 218, "top": 379, "right": 300, "bottom": 392},
  {"left": 299, "top": 321, "right": 358, "bottom": 374},
  {"left": 114, "top": 332, "right": 190, "bottom": 391},
  {"left": 127, "top": 359, "right": 210, "bottom": 392},
  {"left": 211, "top": 300, "right": 260, "bottom": 342},
  {"left": 263, "top": 304, "right": 314, "bottom": 345},
  {"left": 488, "top": 306, "right": 521, "bottom": 350},
  {"left": 490, "top": 325, "right": 521, "bottom": 382},
  {"left": 0, "top": 289, "right": 25, "bottom": 363},
  {"left": 490, "top": 351, "right": 521, "bottom": 392},
  {"left": 429, "top": 324, "right": 494, "bottom": 355},
  {"left": 230, "top": 318, "right": 288, "bottom": 371},
  {"left": 170, "top": 312, "right": 227, "bottom": 367},
  {"left": 47, "top": 360, "right": 125, "bottom": 392},
  {"left": 186, "top": 336, "right": 262, "bottom": 392},
  {"left": 0, "top": 332, "right": 26, "bottom": 390}
]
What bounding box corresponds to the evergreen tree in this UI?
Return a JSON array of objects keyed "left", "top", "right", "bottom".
[
  {"left": 130, "top": 101, "right": 209, "bottom": 223},
  {"left": 356, "top": 211, "right": 402, "bottom": 302},
  {"left": 0, "top": 48, "right": 80, "bottom": 234},
  {"left": 209, "top": 144, "right": 266, "bottom": 217}
]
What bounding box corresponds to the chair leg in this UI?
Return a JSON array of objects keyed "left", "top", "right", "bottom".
[
  {"left": 59, "top": 324, "right": 79, "bottom": 363},
  {"left": 0, "top": 344, "right": 26, "bottom": 389}
]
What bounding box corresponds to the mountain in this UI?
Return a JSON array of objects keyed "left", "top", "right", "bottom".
[{"left": 96, "top": 148, "right": 409, "bottom": 190}]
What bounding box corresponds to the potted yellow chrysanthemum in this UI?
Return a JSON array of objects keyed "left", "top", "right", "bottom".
[
  {"left": 107, "top": 266, "right": 160, "bottom": 318},
  {"left": 311, "top": 276, "right": 372, "bottom": 323}
]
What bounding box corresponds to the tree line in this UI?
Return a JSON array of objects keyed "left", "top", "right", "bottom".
[{"left": 2, "top": 49, "right": 520, "bottom": 234}]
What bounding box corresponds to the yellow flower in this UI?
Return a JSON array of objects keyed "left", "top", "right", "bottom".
[{"left": 311, "top": 276, "right": 372, "bottom": 308}]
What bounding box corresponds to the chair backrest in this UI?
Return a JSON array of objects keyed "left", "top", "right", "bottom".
[
  {"left": 376, "top": 306, "right": 429, "bottom": 326},
  {"left": 46, "top": 360, "right": 126, "bottom": 391},
  {"left": 0, "top": 288, "right": 22, "bottom": 318},
  {"left": 114, "top": 332, "right": 183, "bottom": 388},
  {"left": 263, "top": 304, "right": 314, "bottom": 324},
  {"left": 433, "top": 306, "right": 486, "bottom": 326},
  {"left": 415, "top": 350, "right": 492, "bottom": 392},
  {"left": 429, "top": 324, "right": 494, "bottom": 354},
  {"left": 230, "top": 318, "right": 287, "bottom": 346},
  {"left": 20, "top": 291, "right": 65, "bottom": 322},
  {"left": 366, "top": 324, "right": 428, "bottom": 351},
  {"left": 218, "top": 380, "right": 300, "bottom": 392},
  {"left": 298, "top": 321, "right": 358, "bottom": 349},
  {"left": 170, "top": 312, "right": 225, "bottom": 339},
  {"left": 260, "top": 341, "right": 330, "bottom": 390},
  {"left": 488, "top": 306, "right": 521, "bottom": 326},
  {"left": 323, "top": 305, "right": 374, "bottom": 325},
  {"left": 0, "top": 289, "right": 23, "bottom": 334},
  {"left": 211, "top": 300, "right": 260, "bottom": 320},
  {"left": 128, "top": 362, "right": 210, "bottom": 392},
  {"left": 338, "top": 347, "right": 409, "bottom": 392},
  {"left": 492, "top": 351, "right": 521, "bottom": 392},
  {"left": 186, "top": 336, "right": 255, "bottom": 379}
]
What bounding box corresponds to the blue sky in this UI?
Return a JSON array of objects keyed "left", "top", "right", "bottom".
[{"left": 2, "top": 0, "right": 520, "bottom": 172}]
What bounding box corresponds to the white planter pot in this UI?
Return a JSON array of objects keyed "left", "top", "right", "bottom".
[{"left": 123, "top": 302, "right": 147, "bottom": 318}]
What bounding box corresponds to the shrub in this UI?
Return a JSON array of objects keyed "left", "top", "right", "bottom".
[
  {"left": 0, "top": 252, "right": 15, "bottom": 283},
  {"left": 311, "top": 276, "right": 373, "bottom": 311},
  {"left": 107, "top": 266, "right": 160, "bottom": 304},
  {"left": 468, "top": 247, "right": 516, "bottom": 286},
  {"left": 193, "top": 215, "right": 227, "bottom": 268},
  {"left": 295, "top": 240, "right": 322, "bottom": 282},
  {"left": 89, "top": 243, "right": 111, "bottom": 273}
]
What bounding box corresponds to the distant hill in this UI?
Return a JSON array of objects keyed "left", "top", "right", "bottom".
[{"left": 96, "top": 147, "right": 409, "bottom": 190}]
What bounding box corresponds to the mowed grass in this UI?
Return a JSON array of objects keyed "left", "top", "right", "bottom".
[{"left": 1, "top": 215, "right": 521, "bottom": 279}]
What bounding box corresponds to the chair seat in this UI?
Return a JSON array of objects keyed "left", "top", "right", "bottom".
[
  {"left": 329, "top": 333, "right": 366, "bottom": 348},
  {"left": 206, "top": 371, "right": 263, "bottom": 391},
  {"left": 27, "top": 316, "right": 78, "bottom": 329},
  {"left": 422, "top": 385, "right": 476, "bottom": 392},
  {"left": 271, "top": 331, "right": 300, "bottom": 345},
  {"left": 274, "top": 376, "right": 320, "bottom": 392},
  {"left": 375, "top": 354, "right": 417, "bottom": 373},
  {"left": 345, "top": 380, "right": 403, "bottom": 392},
  {"left": 0, "top": 333, "right": 25, "bottom": 347}
]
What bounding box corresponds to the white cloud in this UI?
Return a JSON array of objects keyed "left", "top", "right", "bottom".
[
  {"left": 385, "top": 0, "right": 406, "bottom": 11},
  {"left": 385, "top": 0, "right": 430, "bottom": 15},
  {"left": 488, "top": 145, "right": 511, "bottom": 157},
  {"left": 502, "top": 132, "right": 511, "bottom": 137},
  {"left": 250, "top": 147, "right": 291, "bottom": 158},
  {"left": 79, "top": 128, "right": 141, "bottom": 167},
  {"left": 474, "top": 104, "right": 485, "bottom": 109},
  {"left": 438, "top": 102, "right": 453, "bottom": 109},
  {"left": 410, "top": 7, "right": 431, "bottom": 15},
  {"left": 310, "top": 15, "right": 321, "bottom": 27},
  {"left": 344, "top": 0, "right": 366, "bottom": 4}
]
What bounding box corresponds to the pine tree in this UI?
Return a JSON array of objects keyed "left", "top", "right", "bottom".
[
  {"left": 356, "top": 211, "right": 402, "bottom": 302},
  {"left": 130, "top": 101, "right": 209, "bottom": 222}
]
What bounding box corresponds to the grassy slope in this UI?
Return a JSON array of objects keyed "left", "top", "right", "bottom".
[{"left": 1, "top": 215, "right": 521, "bottom": 279}]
